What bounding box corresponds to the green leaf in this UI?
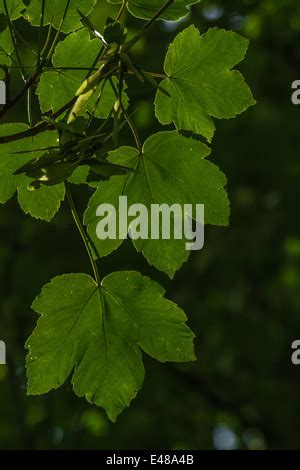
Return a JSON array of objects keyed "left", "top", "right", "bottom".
[
  {"left": 0, "top": 123, "right": 64, "bottom": 220},
  {"left": 84, "top": 131, "right": 229, "bottom": 278},
  {"left": 26, "top": 271, "right": 195, "bottom": 421},
  {"left": 24, "top": 0, "right": 97, "bottom": 33},
  {"left": 18, "top": 184, "right": 65, "bottom": 222},
  {"left": 155, "top": 26, "right": 256, "bottom": 142},
  {"left": 37, "top": 29, "right": 125, "bottom": 119},
  {"left": 109, "top": 0, "right": 201, "bottom": 21},
  {"left": 0, "top": 28, "right": 14, "bottom": 57},
  {"left": 0, "top": 0, "right": 25, "bottom": 20}
]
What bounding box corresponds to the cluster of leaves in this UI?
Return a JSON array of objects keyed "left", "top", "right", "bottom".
[{"left": 0, "top": 0, "right": 255, "bottom": 421}]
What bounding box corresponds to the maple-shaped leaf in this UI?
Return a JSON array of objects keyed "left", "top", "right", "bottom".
[
  {"left": 26, "top": 271, "right": 195, "bottom": 421},
  {"left": 155, "top": 26, "right": 256, "bottom": 142},
  {"left": 84, "top": 131, "right": 229, "bottom": 278}
]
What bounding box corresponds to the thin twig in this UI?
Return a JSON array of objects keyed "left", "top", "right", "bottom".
[
  {"left": 0, "top": 71, "right": 40, "bottom": 120},
  {"left": 45, "top": 0, "right": 71, "bottom": 62},
  {"left": 65, "top": 182, "right": 101, "bottom": 285},
  {"left": 115, "top": 1, "right": 127, "bottom": 21},
  {"left": 40, "top": 23, "right": 53, "bottom": 58},
  {"left": 109, "top": 77, "right": 142, "bottom": 151},
  {"left": 0, "top": 97, "right": 76, "bottom": 143},
  {"left": 37, "top": 0, "right": 46, "bottom": 69},
  {"left": 3, "top": 0, "right": 26, "bottom": 79}
]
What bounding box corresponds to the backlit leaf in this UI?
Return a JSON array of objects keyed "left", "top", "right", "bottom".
[
  {"left": 26, "top": 271, "right": 195, "bottom": 421},
  {"left": 155, "top": 26, "right": 256, "bottom": 142},
  {"left": 84, "top": 131, "right": 229, "bottom": 277}
]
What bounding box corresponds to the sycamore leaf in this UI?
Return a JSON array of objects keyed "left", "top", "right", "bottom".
[
  {"left": 84, "top": 131, "right": 229, "bottom": 278},
  {"left": 155, "top": 26, "right": 256, "bottom": 142},
  {"left": 24, "top": 0, "right": 97, "bottom": 33},
  {"left": 26, "top": 271, "right": 195, "bottom": 421},
  {"left": 109, "top": 0, "right": 201, "bottom": 21},
  {"left": 37, "top": 29, "right": 125, "bottom": 119},
  {"left": 0, "top": 123, "right": 64, "bottom": 220}
]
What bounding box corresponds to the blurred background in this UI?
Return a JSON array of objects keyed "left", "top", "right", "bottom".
[{"left": 1, "top": 0, "right": 300, "bottom": 450}]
